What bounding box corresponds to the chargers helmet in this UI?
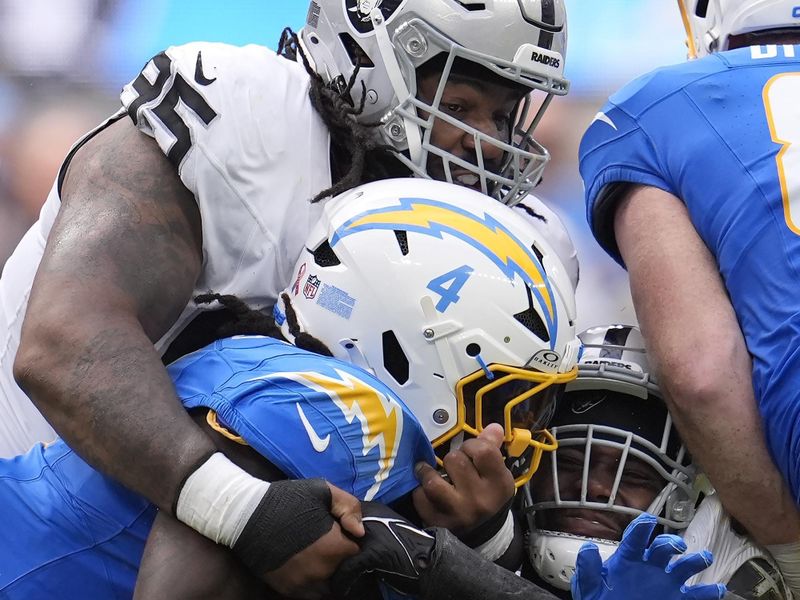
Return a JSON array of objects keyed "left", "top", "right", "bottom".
[
  {"left": 523, "top": 324, "right": 699, "bottom": 590},
  {"left": 276, "top": 177, "right": 581, "bottom": 485},
  {"left": 299, "top": 0, "right": 569, "bottom": 205},
  {"left": 678, "top": 0, "right": 800, "bottom": 58}
]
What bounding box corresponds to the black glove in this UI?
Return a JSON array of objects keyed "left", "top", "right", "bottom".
[
  {"left": 232, "top": 478, "right": 335, "bottom": 574},
  {"left": 332, "top": 502, "right": 436, "bottom": 597}
]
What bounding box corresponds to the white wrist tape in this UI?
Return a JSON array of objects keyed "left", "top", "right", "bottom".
[
  {"left": 176, "top": 452, "right": 270, "bottom": 547},
  {"left": 767, "top": 540, "right": 800, "bottom": 595},
  {"left": 474, "top": 510, "right": 515, "bottom": 562}
]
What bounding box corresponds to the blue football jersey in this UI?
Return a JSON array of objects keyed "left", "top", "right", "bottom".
[
  {"left": 0, "top": 440, "right": 155, "bottom": 599},
  {"left": 169, "top": 335, "right": 435, "bottom": 504},
  {"left": 579, "top": 44, "right": 800, "bottom": 498},
  {"left": 0, "top": 336, "right": 434, "bottom": 598}
]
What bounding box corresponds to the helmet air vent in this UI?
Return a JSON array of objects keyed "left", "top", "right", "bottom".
[
  {"left": 695, "top": 0, "right": 709, "bottom": 17},
  {"left": 382, "top": 330, "right": 410, "bottom": 385},
  {"left": 531, "top": 243, "right": 545, "bottom": 270},
  {"left": 514, "top": 307, "right": 549, "bottom": 342},
  {"left": 338, "top": 33, "right": 374, "bottom": 68},
  {"left": 394, "top": 230, "right": 409, "bottom": 255},
  {"left": 514, "top": 284, "right": 549, "bottom": 342},
  {"left": 312, "top": 240, "right": 341, "bottom": 267},
  {"left": 454, "top": 1, "right": 487, "bottom": 11}
]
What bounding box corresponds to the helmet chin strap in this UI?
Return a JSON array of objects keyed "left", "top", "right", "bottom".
[{"left": 369, "top": 8, "right": 424, "bottom": 164}]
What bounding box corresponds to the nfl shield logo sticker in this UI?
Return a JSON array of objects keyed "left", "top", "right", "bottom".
[{"left": 304, "top": 275, "right": 321, "bottom": 299}]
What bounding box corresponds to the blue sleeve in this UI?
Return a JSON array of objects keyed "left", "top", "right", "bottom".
[{"left": 578, "top": 101, "right": 677, "bottom": 265}]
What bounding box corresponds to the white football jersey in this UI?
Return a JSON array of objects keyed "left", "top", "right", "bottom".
[
  {"left": 0, "top": 42, "right": 579, "bottom": 458},
  {"left": 685, "top": 493, "right": 790, "bottom": 598},
  {"left": 0, "top": 42, "right": 331, "bottom": 456}
]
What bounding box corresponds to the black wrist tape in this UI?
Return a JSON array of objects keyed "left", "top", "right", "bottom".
[
  {"left": 232, "top": 477, "right": 335, "bottom": 573},
  {"left": 458, "top": 498, "right": 513, "bottom": 549}
]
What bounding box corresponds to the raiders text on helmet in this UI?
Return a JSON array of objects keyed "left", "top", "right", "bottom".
[{"left": 300, "top": 0, "right": 569, "bottom": 205}]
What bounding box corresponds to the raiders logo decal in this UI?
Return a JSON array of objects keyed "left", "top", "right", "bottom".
[{"left": 345, "top": 0, "right": 404, "bottom": 33}]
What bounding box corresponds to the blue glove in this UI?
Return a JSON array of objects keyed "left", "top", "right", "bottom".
[{"left": 571, "top": 513, "right": 727, "bottom": 600}]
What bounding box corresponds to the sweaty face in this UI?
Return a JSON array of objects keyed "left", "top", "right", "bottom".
[
  {"left": 530, "top": 444, "right": 664, "bottom": 541},
  {"left": 416, "top": 70, "right": 524, "bottom": 191}
]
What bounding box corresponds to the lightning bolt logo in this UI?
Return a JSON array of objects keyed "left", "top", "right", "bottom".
[
  {"left": 251, "top": 369, "right": 403, "bottom": 500},
  {"left": 331, "top": 197, "right": 557, "bottom": 346}
]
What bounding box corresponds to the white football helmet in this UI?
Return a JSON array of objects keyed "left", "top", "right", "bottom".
[
  {"left": 276, "top": 177, "right": 581, "bottom": 485},
  {"left": 300, "top": 0, "right": 569, "bottom": 205},
  {"left": 523, "top": 324, "right": 699, "bottom": 591},
  {"left": 678, "top": 0, "right": 800, "bottom": 58}
]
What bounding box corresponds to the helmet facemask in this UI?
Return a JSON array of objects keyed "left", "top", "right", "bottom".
[
  {"left": 301, "top": 1, "right": 569, "bottom": 205},
  {"left": 431, "top": 363, "right": 574, "bottom": 488},
  {"left": 382, "top": 20, "right": 565, "bottom": 205},
  {"left": 522, "top": 324, "right": 699, "bottom": 591}
]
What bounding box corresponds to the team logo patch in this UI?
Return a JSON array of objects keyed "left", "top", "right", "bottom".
[
  {"left": 349, "top": 0, "right": 382, "bottom": 22},
  {"left": 331, "top": 197, "right": 559, "bottom": 348},
  {"left": 345, "top": 0, "right": 403, "bottom": 33},
  {"left": 304, "top": 275, "right": 321, "bottom": 299},
  {"left": 248, "top": 368, "right": 404, "bottom": 501}
]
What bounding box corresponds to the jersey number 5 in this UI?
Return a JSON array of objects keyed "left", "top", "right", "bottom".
[{"left": 763, "top": 73, "right": 800, "bottom": 235}]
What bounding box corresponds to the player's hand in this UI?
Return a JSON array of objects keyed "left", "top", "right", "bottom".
[
  {"left": 571, "top": 513, "right": 727, "bottom": 600},
  {"left": 332, "top": 502, "right": 436, "bottom": 598},
  {"left": 412, "top": 423, "right": 515, "bottom": 539},
  {"left": 234, "top": 479, "right": 364, "bottom": 599},
  {"left": 265, "top": 521, "right": 361, "bottom": 599}
]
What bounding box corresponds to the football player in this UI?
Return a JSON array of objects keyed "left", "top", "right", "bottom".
[
  {"left": 0, "top": 178, "right": 580, "bottom": 598},
  {"left": 0, "top": 0, "right": 574, "bottom": 592},
  {"left": 578, "top": 0, "right": 800, "bottom": 593},
  {"left": 132, "top": 183, "right": 723, "bottom": 600},
  {"left": 522, "top": 325, "right": 789, "bottom": 600}
]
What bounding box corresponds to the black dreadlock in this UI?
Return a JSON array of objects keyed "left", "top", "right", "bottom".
[
  {"left": 161, "top": 293, "right": 333, "bottom": 364},
  {"left": 277, "top": 27, "right": 409, "bottom": 202},
  {"left": 514, "top": 201, "right": 547, "bottom": 223},
  {"left": 279, "top": 292, "right": 334, "bottom": 357}
]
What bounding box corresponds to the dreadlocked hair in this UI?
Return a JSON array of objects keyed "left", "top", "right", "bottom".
[
  {"left": 277, "top": 27, "right": 409, "bottom": 202},
  {"left": 279, "top": 292, "right": 334, "bottom": 357},
  {"left": 160, "top": 293, "right": 334, "bottom": 364},
  {"left": 193, "top": 293, "right": 284, "bottom": 339}
]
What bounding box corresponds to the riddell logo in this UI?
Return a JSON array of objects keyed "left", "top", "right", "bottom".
[{"left": 531, "top": 51, "right": 560, "bottom": 68}]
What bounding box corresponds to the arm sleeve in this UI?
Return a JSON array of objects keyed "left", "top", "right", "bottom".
[{"left": 420, "top": 528, "right": 558, "bottom": 600}]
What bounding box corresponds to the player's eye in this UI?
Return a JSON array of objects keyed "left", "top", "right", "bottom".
[
  {"left": 493, "top": 112, "right": 512, "bottom": 131},
  {"left": 622, "top": 466, "right": 661, "bottom": 489},
  {"left": 442, "top": 102, "right": 464, "bottom": 114},
  {"left": 557, "top": 452, "right": 584, "bottom": 470}
]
